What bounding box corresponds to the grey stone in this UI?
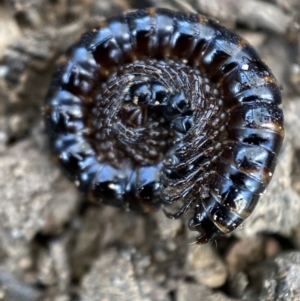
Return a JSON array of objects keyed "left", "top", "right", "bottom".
[
  {"left": 0, "top": 131, "right": 79, "bottom": 259},
  {"left": 196, "top": 0, "right": 292, "bottom": 33},
  {"left": 80, "top": 249, "right": 144, "bottom": 301},
  {"left": 248, "top": 252, "right": 300, "bottom": 301},
  {"left": 186, "top": 244, "right": 227, "bottom": 288},
  {"left": 0, "top": 268, "right": 42, "bottom": 301}
]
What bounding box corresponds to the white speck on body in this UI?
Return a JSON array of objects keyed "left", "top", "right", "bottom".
[{"left": 242, "top": 64, "right": 249, "bottom": 70}]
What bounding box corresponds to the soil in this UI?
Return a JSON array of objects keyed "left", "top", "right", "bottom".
[{"left": 1, "top": 0, "right": 300, "bottom": 300}]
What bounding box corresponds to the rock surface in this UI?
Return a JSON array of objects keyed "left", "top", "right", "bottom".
[{"left": 0, "top": 0, "right": 300, "bottom": 300}]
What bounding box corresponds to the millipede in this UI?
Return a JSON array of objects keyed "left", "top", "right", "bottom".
[{"left": 43, "top": 8, "right": 284, "bottom": 244}]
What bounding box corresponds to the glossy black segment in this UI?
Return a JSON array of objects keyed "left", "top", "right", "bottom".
[
  {"left": 228, "top": 127, "right": 283, "bottom": 155},
  {"left": 188, "top": 204, "right": 223, "bottom": 244},
  {"left": 217, "top": 161, "right": 266, "bottom": 194},
  {"left": 221, "top": 141, "right": 277, "bottom": 173},
  {"left": 75, "top": 156, "right": 100, "bottom": 192},
  {"left": 228, "top": 103, "right": 284, "bottom": 140},
  {"left": 169, "top": 15, "right": 200, "bottom": 58},
  {"left": 126, "top": 10, "right": 156, "bottom": 57},
  {"left": 108, "top": 17, "right": 133, "bottom": 62},
  {"left": 210, "top": 174, "right": 260, "bottom": 217},
  {"left": 202, "top": 192, "right": 244, "bottom": 231},
  {"left": 90, "top": 164, "right": 126, "bottom": 205},
  {"left": 69, "top": 46, "right": 99, "bottom": 73},
  {"left": 135, "top": 164, "right": 162, "bottom": 201},
  {"left": 153, "top": 9, "right": 175, "bottom": 57}
]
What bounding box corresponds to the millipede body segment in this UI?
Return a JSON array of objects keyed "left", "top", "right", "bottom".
[{"left": 43, "top": 8, "right": 284, "bottom": 244}]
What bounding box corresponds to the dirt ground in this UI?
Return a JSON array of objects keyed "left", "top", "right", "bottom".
[{"left": 1, "top": 0, "right": 300, "bottom": 300}]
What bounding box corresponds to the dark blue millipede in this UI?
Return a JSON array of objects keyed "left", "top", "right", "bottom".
[{"left": 43, "top": 8, "right": 284, "bottom": 243}]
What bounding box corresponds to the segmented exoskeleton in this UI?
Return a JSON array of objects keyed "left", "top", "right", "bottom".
[{"left": 44, "top": 8, "right": 284, "bottom": 243}]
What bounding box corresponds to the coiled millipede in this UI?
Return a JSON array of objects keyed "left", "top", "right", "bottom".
[{"left": 43, "top": 8, "right": 284, "bottom": 243}]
